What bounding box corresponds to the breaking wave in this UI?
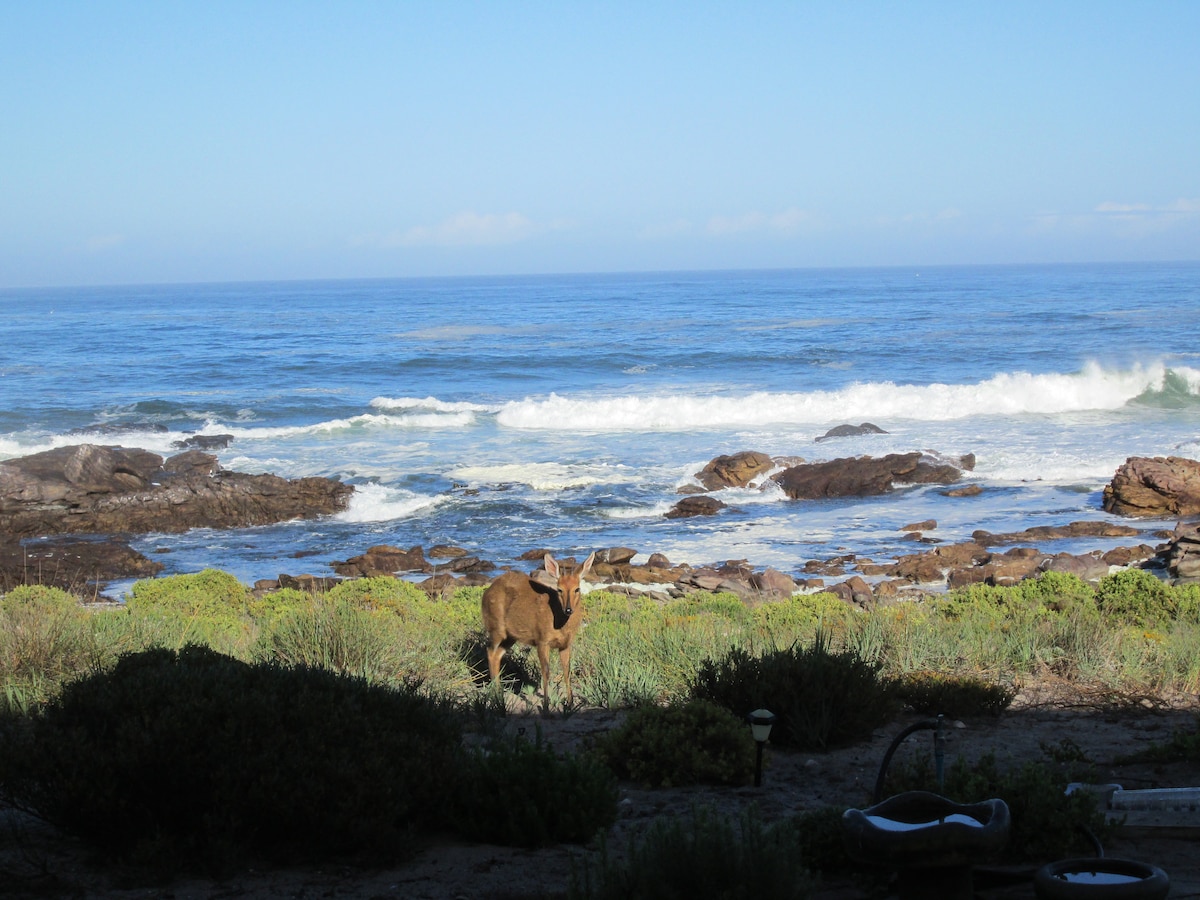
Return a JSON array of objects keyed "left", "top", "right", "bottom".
[{"left": 495, "top": 362, "right": 1199, "bottom": 432}]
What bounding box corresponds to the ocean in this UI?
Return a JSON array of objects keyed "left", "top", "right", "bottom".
[{"left": 3, "top": 263, "right": 1199, "bottom": 594}]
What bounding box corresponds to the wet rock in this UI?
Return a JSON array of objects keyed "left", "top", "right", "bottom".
[
  {"left": 428, "top": 545, "right": 469, "bottom": 558},
  {"left": 902, "top": 519, "right": 937, "bottom": 532},
  {"left": 1103, "top": 456, "right": 1200, "bottom": 517},
  {"left": 772, "top": 452, "right": 967, "bottom": 500},
  {"left": 694, "top": 451, "right": 774, "bottom": 490},
  {"left": 332, "top": 545, "right": 430, "bottom": 577},
  {"left": 943, "top": 484, "right": 983, "bottom": 497},
  {"left": 973, "top": 520, "right": 1142, "bottom": 545},
  {"left": 815, "top": 423, "right": 888, "bottom": 442},
  {"left": 0, "top": 444, "right": 352, "bottom": 538},
  {"left": 172, "top": 434, "right": 234, "bottom": 450},
  {"left": 0, "top": 535, "right": 164, "bottom": 595},
  {"left": 665, "top": 495, "right": 726, "bottom": 518}
]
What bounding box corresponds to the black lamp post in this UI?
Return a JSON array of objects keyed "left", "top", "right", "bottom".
[{"left": 748, "top": 708, "right": 776, "bottom": 787}]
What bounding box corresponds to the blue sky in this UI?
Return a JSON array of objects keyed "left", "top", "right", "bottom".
[{"left": 3, "top": 2, "right": 1198, "bottom": 287}]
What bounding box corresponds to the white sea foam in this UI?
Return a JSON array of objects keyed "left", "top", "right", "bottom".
[
  {"left": 337, "top": 483, "right": 446, "bottom": 523},
  {"left": 494, "top": 362, "right": 1196, "bottom": 432},
  {"left": 447, "top": 462, "right": 634, "bottom": 491},
  {"left": 370, "top": 395, "right": 493, "bottom": 413}
]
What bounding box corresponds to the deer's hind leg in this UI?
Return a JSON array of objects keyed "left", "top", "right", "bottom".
[
  {"left": 536, "top": 642, "right": 552, "bottom": 699},
  {"left": 485, "top": 638, "right": 506, "bottom": 685}
]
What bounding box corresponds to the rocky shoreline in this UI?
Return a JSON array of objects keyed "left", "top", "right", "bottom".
[{"left": 3, "top": 443, "right": 1200, "bottom": 602}]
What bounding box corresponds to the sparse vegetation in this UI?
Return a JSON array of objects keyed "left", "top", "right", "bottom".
[
  {"left": 570, "top": 806, "right": 814, "bottom": 900},
  {"left": 593, "top": 698, "right": 757, "bottom": 787},
  {"left": 1, "top": 565, "right": 1199, "bottom": 881}
]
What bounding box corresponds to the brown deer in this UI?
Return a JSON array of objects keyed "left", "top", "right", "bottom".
[{"left": 481, "top": 551, "right": 595, "bottom": 704}]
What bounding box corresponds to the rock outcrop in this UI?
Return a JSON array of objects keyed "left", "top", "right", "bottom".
[
  {"left": 772, "top": 452, "right": 973, "bottom": 500},
  {"left": 1103, "top": 456, "right": 1200, "bottom": 518},
  {"left": 1161, "top": 522, "right": 1200, "bottom": 581},
  {"left": 815, "top": 422, "right": 888, "bottom": 442},
  {"left": 693, "top": 451, "right": 774, "bottom": 490},
  {"left": 665, "top": 496, "right": 726, "bottom": 518},
  {"left": 0, "top": 444, "right": 353, "bottom": 537},
  {"left": 0, "top": 535, "right": 164, "bottom": 595}
]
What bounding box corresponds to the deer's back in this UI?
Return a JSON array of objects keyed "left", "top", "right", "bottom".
[{"left": 481, "top": 571, "right": 577, "bottom": 645}]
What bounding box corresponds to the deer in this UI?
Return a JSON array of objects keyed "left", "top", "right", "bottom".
[{"left": 481, "top": 551, "right": 595, "bottom": 704}]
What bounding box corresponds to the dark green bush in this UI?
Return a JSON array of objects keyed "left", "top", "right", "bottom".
[
  {"left": 895, "top": 672, "right": 1016, "bottom": 717},
  {"left": 691, "top": 635, "right": 898, "bottom": 750},
  {"left": 1094, "top": 569, "right": 1176, "bottom": 627},
  {"left": 448, "top": 730, "right": 618, "bottom": 847},
  {"left": 570, "top": 806, "right": 813, "bottom": 900},
  {"left": 791, "top": 805, "right": 853, "bottom": 876},
  {"left": 0, "top": 645, "right": 462, "bottom": 873},
  {"left": 881, "top": 750, "right": 1110, "bottom": 862},
  {"left": 594, "top": 699, "right": 757, "bottom": 788},
  {"left": 1117, "top": 714, "right": 1200, "bottom": 764}
]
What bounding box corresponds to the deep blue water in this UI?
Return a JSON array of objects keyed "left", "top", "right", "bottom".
[{"left": 3, "top": 263, "right": 1199, "bottom": 592}]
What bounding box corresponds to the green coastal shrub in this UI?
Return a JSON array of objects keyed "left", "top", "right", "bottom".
[
  {"left": 895, "top": 672, "right": 1016, "bottom": 717},
  {"left": 1094, "top": 569, "right": 1176, "bottom": 627},
  {"left": 448, "top": 730, "right": 618, "bottom": 847},
  {"left": 0, "top": 585, "right": 100, "bottom": 713},
  {"left": 325, "top": 575, "right": 427, "bottom": 613},
  {"left": 691, "top": 635, "right": 898, "bottom": 751},
  {"left": 594, "top": 699, "right": 757, "bottom": 788},
  {"left": 0, "top": 645, "right": 462, "bottom": 874},
  {"left": 254, "top": 596, "right": 402, "bottom": 680},
  {"left": 570, "top": 806, "right": 813, "bottom": 900},
  {"left": 124, "top": 569, "right": 255, "bottom": 654}
]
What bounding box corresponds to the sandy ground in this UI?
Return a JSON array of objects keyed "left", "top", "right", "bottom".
[{"left": 3, "top": 685, "right": 1199, "bottom": 899}]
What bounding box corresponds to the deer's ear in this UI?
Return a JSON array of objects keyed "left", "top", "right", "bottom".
[
  {"left": 543, "top": 554, "right": 559, "bottom": 579},
  {"left": 580, "top": 551, "right": 596, "bottom": 576}
]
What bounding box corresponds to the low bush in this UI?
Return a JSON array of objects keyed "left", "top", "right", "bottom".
[
  {"left": 325, "top": 575, "right": 427, "bottom": 613},
  {"left": 0, "top": 645, "right": 462, "bottom": 874},
  {"left": 691, "top": 635, "right": 899, "bottom": 750},
  {"left": 593, "top": 699, "right": 757, "bottom": 788},
  {"left": 570, "top": 806, "right": 813, "bottom": 900},
  {"left": 448, "top": 730, "right": 618, "bottom": 847},
  {"left": 124, "top": 569, "right": 256, "bottom": 654},
  {"left": 0, "top": 585, "right": 100, "bottom": 713},
  {"left": 881, "top": 750, "right": 1111, "bottom": 862},
  {"left": 895, "top": 671, "right": 1016, "bottom": 717},
  {"left": 1094, "top": 569, "right": 1176, "bottom": 627}
]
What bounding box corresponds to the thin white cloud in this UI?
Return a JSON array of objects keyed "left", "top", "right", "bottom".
[
  {"left": 705, "top": 207, "right": 814, "bottom": 236},
  {"left": 369, "top": 212, "right": 538, "bottom": 248},
  {"left": 1033, "top": 198, "right": 1200, "bottom": 237},
  {"left": 85, "top": 234, "right": 125, "bottom": 252}
]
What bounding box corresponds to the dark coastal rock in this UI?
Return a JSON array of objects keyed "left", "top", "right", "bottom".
[
  {"left": 332, "top": 545, "right": 431, "bottom": 577},
  {"left": 902, "top": 519, "right": 937, "bottom": 532},
  {"left": 172, "top": 433, "right": 234, "bottom": 450},
  {"left": 0, "top": 535, "right": 164, "bottom": 595},
  {"left": 772, "top": 452, "right": 968, "bottom": 500},
  {"left": 747, "top": 567, "right": 797, "bottom": 599},
  {"left": 596, "top": 546, "right": 638, "bottom": 565},
  {"left": 67, "top": 423, "right": 169, "bottom": 437},
  {"left": 1103, "top": 456, "right": 1200, "bottom": 517},
  {"left": 972, "top": 520, "right": 1142, "bottom": 546},
  {"left": 1041, "top": 552, "right": 1112, "bottom": 583},
  {"left": 1160, "top": 523, "right": 1200, "bottom": 581},
  {"left": 943, "top": 484, "right": 983, "bottom": 498},
  {"left": 694, "top": 451, "right": 774, "bottom": 490},
  {"left": 666, "top": 495, "right": 726, "bottom": 518},
  {"left": 815, "top": 422, "right": 888, "bottom": 442},
  {"left": 0, "top": 444, "right": 353, "bottom": 538}
]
